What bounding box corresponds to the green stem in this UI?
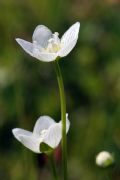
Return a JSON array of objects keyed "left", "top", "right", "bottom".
[
  {"left": 49, "top": 153, "right": 58, "bottom": 180},
  {"left": 53, "top": 59, "right": 67, "bottom": 180}
]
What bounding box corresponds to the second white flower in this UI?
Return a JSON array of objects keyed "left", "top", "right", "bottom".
[{"left": 12, "top": 114, "right": 70, "bottom": 153}]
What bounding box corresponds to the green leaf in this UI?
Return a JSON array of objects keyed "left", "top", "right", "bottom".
[{"left": 40, "top": 142, "right": 53, "bottom": 154}]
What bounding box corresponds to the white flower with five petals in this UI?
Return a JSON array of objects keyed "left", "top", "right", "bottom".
[
  {"left": 12, "top": 114, "right": 70, "bottom": 153},
  {"left": 16, "top": 22, "right": 80, "bottom": 62}
]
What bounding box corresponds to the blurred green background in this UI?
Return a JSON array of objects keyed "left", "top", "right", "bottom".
[{"left": 0, "top": 0, "right": 120, "bottom": 179}]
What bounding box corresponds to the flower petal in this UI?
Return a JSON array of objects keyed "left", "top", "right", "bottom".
[
  {"left": 16, "top": 38, "right": 33, "bottom": 56},
  {"left": 32, "top": 25, "right": 52, "bottom": 48},
  {"left": 42, "top": 124, "right": 61, "bottom": 148},
  {"left": 59, "top": 22, "right": 80, "bottom": 57},
  {"left": 12, "top": 128, "right": 32, "bottom": 142},
  {"left": 33, "top": 48, "right": 58, "bottom": 62},
  {"left": 65, "top": 113, "right": 70, "bottom": 133},
  {"left": 33, "top": 116, "right": 55, "bottom": 137},
  {"left": 58, "top": 113, "right": 70, "bottom": 133},
  {"left": 18, "top": 135, "right": 40, "bottom": 153},
  {"left": 42, "top": 114, "right": 70, "bottom": 148}
]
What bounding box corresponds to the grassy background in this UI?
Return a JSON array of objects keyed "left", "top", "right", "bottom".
[{"left": 0, "top": 0, "right": 120, "bottom": 179}]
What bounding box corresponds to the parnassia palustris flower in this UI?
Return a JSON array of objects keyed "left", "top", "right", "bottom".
[
  {"left": 16, "top": 22, "right": 80, "bottom": 62},
  {"left": 12, "top": 114, "right": 70, "bottom": 153}
]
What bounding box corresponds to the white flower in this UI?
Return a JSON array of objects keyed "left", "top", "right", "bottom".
[
  {"left": 95, "top": 151, "right": 114, "bottom": 167},
  {"left": 12, "top": 114, "right": 70, "bottom": 153},
  {"left": 16, "top": 22, "right": 80, "bottom": 62}
]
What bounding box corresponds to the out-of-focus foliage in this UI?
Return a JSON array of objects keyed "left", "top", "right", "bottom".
[{"left": 0, "top": 0, "right": 120, "bottom": 179}]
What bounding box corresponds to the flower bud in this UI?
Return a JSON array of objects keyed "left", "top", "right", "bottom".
[{"left": 95, "top": 151, "right": 114, "bottom": 167}]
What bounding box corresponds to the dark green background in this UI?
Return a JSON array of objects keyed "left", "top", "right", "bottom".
[{"left": 0, "top": 0, "right": 120, "bottom": 179}]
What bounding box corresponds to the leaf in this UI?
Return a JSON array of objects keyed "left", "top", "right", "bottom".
[{"left": 40, "top": 142, "right": 53, "bottom": 154}]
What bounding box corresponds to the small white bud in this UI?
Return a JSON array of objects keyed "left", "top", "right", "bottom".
[{"left": 95, "top": 151, "right": 114, "bottom": 167}]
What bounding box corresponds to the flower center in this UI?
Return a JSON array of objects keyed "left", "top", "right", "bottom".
[
  {"left": 45, "top": 32, "right": 61, "bottom": 53},
  {"left": 40, "top": 129, "right": 47, "bottom": 140}
]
